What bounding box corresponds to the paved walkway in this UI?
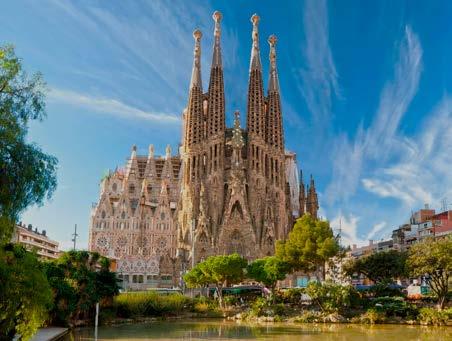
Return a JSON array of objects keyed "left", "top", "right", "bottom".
[{"left": 31, "top": 327, "right": 68, "bottom": 341}]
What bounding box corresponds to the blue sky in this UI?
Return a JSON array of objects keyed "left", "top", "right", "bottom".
[{"left": 2, "top": 0, "right": 452, "bottom": 249}]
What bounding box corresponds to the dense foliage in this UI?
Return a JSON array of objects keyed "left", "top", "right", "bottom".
[
  {"left": 343, "top": 250, "right": 408, "bottom": 284},
  {"left": 44, "top": 250, "right": 120, "bottom": 326},
  {"left": 0, "top": 44, "right": 57, "bottom": 243},
  {"left": 305, "top": 281, "right": 360, "bottom": 314},
  {"left": 184, "top": 253, "right": 247, "bottom": 307},
  {"left": 0, "top": 244, "right": 53, "bottom": 340},
  {"left": 408, "top": 236, "right": 452, "bottom": 309},
  {"left": 0, "top": 44, "right": 57, "bottom": 340},
  {"left": 276, "top": 215, "right": 339, "bottom": 279},
  {"left": 247, "top": 256, "right": 290, "bottom": 291}
]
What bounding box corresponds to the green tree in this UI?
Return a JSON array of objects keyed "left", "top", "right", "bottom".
[
  {"left": 0, "top": 244, "right": 53, "bottom": 340},
  {"left": 0, "top": 44, "right": 57, "bottom": 340},
  {"left": 184, "top": 253, "right": 247, "bottom": 307},
  {"left": 408, "top": 237, "right": 452, "bottom": 310},
  {"left": 0, "top": 44, "right": 57, "bottom": 243},
  {"left": 343, "top": 250, "right": 408, "bottom": 284},
  {"left": 276, "top": 214, "right": 339, "bottom": 279},
  {"left": 44, "top": 250, "right": 120, "bottom": 325},
  {"left": 247, "top": 256, "right": 289, "bottom": 292}
]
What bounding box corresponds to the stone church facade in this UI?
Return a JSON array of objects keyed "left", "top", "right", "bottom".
[{"left": 89, "top": 12, "right": 319, "bottom": 289}]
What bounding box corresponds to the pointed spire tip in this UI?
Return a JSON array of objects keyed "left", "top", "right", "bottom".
[
  {"left": 251, "top": 13, "right": 260, "bottom": 25},
  {"left": 268, "top": 34, "right": 277, "bottom": 46},
  {"left": 212, "top": 11, "right": 222, "bottom": 22},
  {"left": 193, "top": 29, "right": 202, "bottom": 40}
]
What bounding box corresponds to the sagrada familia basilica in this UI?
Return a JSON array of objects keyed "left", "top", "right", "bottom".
[{"left": 89, "top": 12, "right": 319, "bottom": 289}]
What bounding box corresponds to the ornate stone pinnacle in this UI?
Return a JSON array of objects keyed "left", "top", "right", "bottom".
[
  {"left": 251, "top": 13, "right": 260, "bottom": 26},
  {"left": 234, "top": 110, "right": 240, "bottom": 128},
  {"left": 193, "top": 29, "right": 202, "bottom": 40},
  {"left": 212, "top": 10, "right": 222, "bottom": 22},
  {"left": 268, "top": 34, "right": 277, "bottom": 46}
]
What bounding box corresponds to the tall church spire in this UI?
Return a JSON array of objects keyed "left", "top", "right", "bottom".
[
  {"left": 207, "top": 11, "right": 225, "bottom": 138},
  {"left": 266, "top": 34, "right": 284, "bottom": 150},
  {"left": 247, "top": 14, "right": 265, "bottom": 139},
  {"left": 184, "top": 29, "right": 204, "bottom": 147},
  {"left": 299, "top": 170, "right": 306, "bottom": 217},
  {"left": 306, "top": 175, "right": 319, "bottom": 219}
]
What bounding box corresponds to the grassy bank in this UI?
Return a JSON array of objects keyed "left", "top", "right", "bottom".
[{"left": 99, "top": 292, "right": 222, "bottom": 324}]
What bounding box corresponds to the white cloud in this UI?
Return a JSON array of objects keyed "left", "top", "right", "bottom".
[
  {"left": 331, "top": 213, "right": 361, "bottom": 247},
  {"left": 50, "top": 0, "right": 239, "bottom": 108},
  {"left": 298, "top": 0, "right": 339, "bottom": 125},
  {"left": 326, "top": 26, "right": 423, "bottom": 206},
  {"left": 48, "top": 88, "right": 179, "bottom": 123},
  {"left": 364, "top": 26, "right": 423, "bottom": 159},
  {"left": 362, "top": 97, "right": 452, "bottom": 208},
  {"left": 366, "top": 221, "right": 387, "bottom": 241}
]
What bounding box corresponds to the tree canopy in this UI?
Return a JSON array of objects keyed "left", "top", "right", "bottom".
[
  {"left": 45, "top": 250, "right": 120, "bottom": 324},
  {"left": 0, "top": 244, "right": 53, "bottom": 340},
  {"left": 343, "top": 250, "right": 408, "bottom": 284},
  {"left": 275, "top": 214, "right": 339, "bottom": 278},
  {"left": 183, "top": 253, "right": 247, "bottom": 307},
  {"left": 0, "top": 44, "right": 57, "bottom": 242},
  {"left": 247, "top": 256, "right": 289, "bottom": 290},
  {"left": 408, "top": 237, "right": 452, "bottom": 309}
]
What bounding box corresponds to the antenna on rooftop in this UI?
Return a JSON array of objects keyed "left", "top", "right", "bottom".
[
  {"left": 441, "top": 197, "right": 448, "bottom": 212},
  {"left": 71, "top": 224, "right": 78, "bottom": 250}
]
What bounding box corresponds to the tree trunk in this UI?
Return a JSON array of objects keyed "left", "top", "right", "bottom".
[{"left": 216, "top": 285, "right": 223, "bottom": 308}]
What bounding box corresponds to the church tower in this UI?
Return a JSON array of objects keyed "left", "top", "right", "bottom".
[
  {"left": 306, "top": 175, "right": 319, "bottom": 219},
  {"left": 205, "top": 11, "right": 226, "bottom": 239},
  {"left": 178, "top": 29, "right": 205, "bottom": 254}
]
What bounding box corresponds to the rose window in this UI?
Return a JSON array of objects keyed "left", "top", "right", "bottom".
[{"left": 97, "top": 236, "right": 108, "bottom": 248}]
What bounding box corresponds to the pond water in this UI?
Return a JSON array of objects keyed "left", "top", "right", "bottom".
[{"left": 62, "top": 320, "right": 451, "bottom": 340}]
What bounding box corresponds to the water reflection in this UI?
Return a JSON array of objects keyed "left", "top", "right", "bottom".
[{"left": 62, "top": 320, "right": 452, "bottom": 341}]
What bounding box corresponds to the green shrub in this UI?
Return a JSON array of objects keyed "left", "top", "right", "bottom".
[
  {"left": 223, "top": 295, "right": 239, "bottom": 306},
  {"left": 418, "top": 307, "right": 452, "bottom": 326},
  {"left": 371, "top": 296, "right": 418, "bottom": 319},
  {"left": 356, "top": 308, "right": 387, "bottom": 324},
  {"left": 249, "top": 297, "right": 287, "bottom": 317},
  {"left": 280, "top": 288, "right": 305, "bottom": 304},
  {"left": 305, "top": 281, "right": 361, "bottom": 313},
  {"left": 369, "top": 282, "right": 404, "bottom": 297}
]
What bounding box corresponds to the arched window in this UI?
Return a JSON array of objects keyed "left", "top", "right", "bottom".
[
  {"left": 101, "top": 210, "right": 106, "bottom": 219},
  {"left": 112, "top": 183, "right": 117, "bottom": 192}
]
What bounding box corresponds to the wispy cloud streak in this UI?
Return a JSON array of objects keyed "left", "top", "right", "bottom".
[
  {"left": 326, "top": 26, "right": 423, "bottom": 206},
  {"left": 363, "top": 98, "right": 452, "bottom": 207},
  {"left": 298, "top": 0, "right": 339, "bottom": 125},
  {"left": 48, "top": 88, "right": 179, "bottom": 123}
]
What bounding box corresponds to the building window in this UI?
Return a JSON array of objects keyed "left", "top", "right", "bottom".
[
  {"left": 129, "top": 184, "right": 135, "bottom": 194},
  {"left": 112, "top": 183, "right": 117, "bottom": 192}
]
